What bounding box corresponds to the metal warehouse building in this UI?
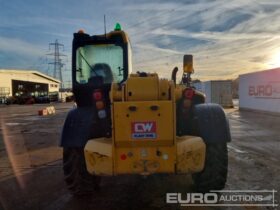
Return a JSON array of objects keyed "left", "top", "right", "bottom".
[
  {"left": 0, "top": 69, "right": 60, "bottom": 102},
  {"left": 239, "top": 68, "right": 280, "bottom": 114}
]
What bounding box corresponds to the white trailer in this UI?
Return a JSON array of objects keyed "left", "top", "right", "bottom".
[
  {"left": 193, "top": 80, "right": 233, "bottom": 107},
  {"left": 239, "top": 68, "right": 280, "bottom": 114}
]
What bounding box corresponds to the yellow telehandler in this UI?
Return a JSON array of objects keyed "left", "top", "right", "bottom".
[{"left": 60, "top": 24, "right": 231, "bottom": 195}]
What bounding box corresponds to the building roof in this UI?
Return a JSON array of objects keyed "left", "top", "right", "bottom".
[
  {"left": 0, "top": 69, "right": 61, "bottom": 84},
  {"left": 239, "top": 67, "right": 280, "bottom": 77}
]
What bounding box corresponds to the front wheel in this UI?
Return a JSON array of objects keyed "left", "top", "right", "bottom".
[
  {"left": 63, "top": 148, "right": 101, "bottom": 196},
  {"left": 192, "top": 143, "right": 228, "bottom": 192}
]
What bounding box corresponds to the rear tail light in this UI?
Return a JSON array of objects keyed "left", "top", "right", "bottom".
[
  {"left": 183, "top": 88, "right": 195, "bottom": 99},
  {"left": 120, "top": 154, "right": 127, "bottom": 160},
  {"left": 93, "top": 90, "right": 102, "bottom": 101},
  {"left": 93, "top": 90, "right": 107, "bottom": 119},
  {"left": 96, "top": 101, "right": 105, "bottom": 110}
]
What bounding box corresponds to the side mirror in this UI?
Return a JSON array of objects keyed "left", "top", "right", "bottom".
[{"left": 183, "top": 54, "right": 194, "bottom": 74}]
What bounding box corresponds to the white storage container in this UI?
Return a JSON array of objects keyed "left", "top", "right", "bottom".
[
  {"left": 239, "top": 68, "right": 280, "bottom": 114},
  {"left": 193, "top": 80, "right": 233, "bottom": 107}
]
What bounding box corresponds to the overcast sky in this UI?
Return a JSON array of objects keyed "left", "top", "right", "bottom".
[{"left": 1, "top": 0, "right": 280, "bottom": 84}]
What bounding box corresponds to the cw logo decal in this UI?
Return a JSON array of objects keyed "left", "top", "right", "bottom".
[{"left": 131, "top": 122, "right": 157, "bottom": 139}]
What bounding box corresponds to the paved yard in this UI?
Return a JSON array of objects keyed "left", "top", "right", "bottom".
[{"left": 0, "top": 103, "right": 279, "bottom": 210}]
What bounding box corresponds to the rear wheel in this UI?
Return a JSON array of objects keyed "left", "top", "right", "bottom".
[
  {"left": 192, "top": 143, "right": 228, "bottom": 192},
  {"left": 63, "top": 148, "right": 101, "bottom": 196}
]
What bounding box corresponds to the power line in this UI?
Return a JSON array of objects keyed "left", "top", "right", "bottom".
[
  {"left": 125, "top": 9, "right": 176, "bottom": 30},
  {"left": 46, "top": 40, "right": 67, "bottom": 88},
  {"left": 129, "top": 2, "right": 219, "bottom": 38},
  {"left": 134, "top": 53, "right": 182, "bottom": 65},
  {"left": 128, "top": 13, "right": 184, "bottom": 40},
  {"left": 27, "top": 57, "right": 47, "bottom": 71}
]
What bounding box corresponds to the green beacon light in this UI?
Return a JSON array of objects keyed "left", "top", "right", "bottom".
[{"left": 114, "top": 23, "right": 122, "bottom": 31}]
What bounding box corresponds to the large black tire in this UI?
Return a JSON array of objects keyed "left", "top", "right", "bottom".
[
  {"left": 63, "top": 148, "right": 101, "bottom": 196},
  {"left": 192, "top": 143, "right": 228, "bottom": 192}
]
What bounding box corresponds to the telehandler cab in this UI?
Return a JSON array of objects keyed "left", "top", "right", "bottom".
[{"left": 60, "top": 24, "right": 231, "bottom": 195}]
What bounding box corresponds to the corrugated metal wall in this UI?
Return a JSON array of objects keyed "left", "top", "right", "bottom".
[{"left": 193, "top": 80, "right": 233, "bottom": 107}]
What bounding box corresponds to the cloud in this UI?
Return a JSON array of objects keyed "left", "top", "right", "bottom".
[
  {"left": 1, "top": 0, "right": 280, "bottom": 81},
  {"left": 0, "top": 37, "right": 42, "bottom": 57},
  {"left": 126, "top": 0, "right": 280, "bottom": 79},
  {"left": 0, "top": 36, "right": 46, "bottom": 71}
]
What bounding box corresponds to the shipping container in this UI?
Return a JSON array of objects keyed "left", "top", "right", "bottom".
[
  {"left": 239, "top": 68, "right": 280, "bottom": 114},
  {"left": 193, "top": 80, "right": 233, "bottom": 107}
]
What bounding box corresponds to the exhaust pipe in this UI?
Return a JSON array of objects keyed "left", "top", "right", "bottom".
[{"left": 171, "top": 67, "right": 178, "bottom": 85}]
